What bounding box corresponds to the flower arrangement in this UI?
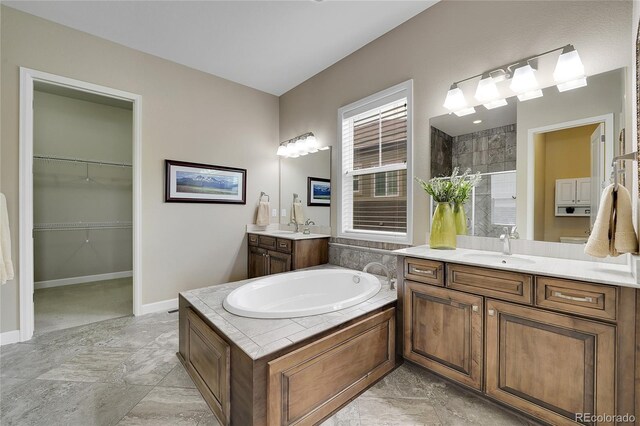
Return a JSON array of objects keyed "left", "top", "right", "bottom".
[
  {"left": 416, "top": 168, "right": 482, "bottom": 248},
  {"left": 415, "top": 167, "right": 481, "bottom": 204}
]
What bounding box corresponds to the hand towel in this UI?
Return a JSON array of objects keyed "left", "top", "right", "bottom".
[
  {"left": 292, "top": 201, "right": 304, "bottom": 224},
  {"left": 585, "top": 184, "right": 639, "bottom": 258},
  {"left": 256, "top": 201, "right": 270, "bottom": 226},
  {"left": 0, "top": 193, "right": 15, "bottom": 285},
  {"left": 584, "top": 185, "right": 614, "bottom": 258},
  {"left": 612, "top": 184, "right": 638, "bottom": 255}
]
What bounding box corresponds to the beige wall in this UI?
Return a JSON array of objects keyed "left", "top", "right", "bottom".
[
  {"left": 1, "top": 7, "right": 279, "bottom": 332},
  {"left": 279, "top": 0, "right": 632, "bottom": 244},
  {"left": 33, "top": 91, "right": 133, "bottom": 282},
  {"left": 536, "top": 125, "right": 596, "bottom": 243}
]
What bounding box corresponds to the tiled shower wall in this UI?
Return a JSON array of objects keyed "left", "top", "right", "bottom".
[
  {"left": 430, "top": 126, "right": 453, "bottom": 177},
  {"left": 452, "top": 124, "right": 517, "bottom": 173}
]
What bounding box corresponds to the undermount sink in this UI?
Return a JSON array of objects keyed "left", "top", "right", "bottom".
[
  {"left": 462, "top": 252, "right": 537, "bottom": 266},
  {"left": 270, "top": 230, "right": 296, "bottom": 235}
]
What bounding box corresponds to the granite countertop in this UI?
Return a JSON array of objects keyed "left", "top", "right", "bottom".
[
  {"left": 248, "top": 229, "right": 331, "bottom": 240},
  {"left": 181, "top": 266, "right": 397, "bottom": 360},
  {"left": 394, "top": 245, "right": 638, "bottom": 288}
]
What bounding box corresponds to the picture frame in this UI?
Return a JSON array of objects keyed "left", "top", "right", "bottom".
[
  {"left": 307, "top": 177, "right": 331, "bottom": 206},
  {"left": 165, "top": 160, "right": 246, "bottom": 204}
]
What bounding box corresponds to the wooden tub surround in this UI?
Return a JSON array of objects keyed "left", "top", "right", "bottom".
[
  {"left": 178, "top": 271, "right": 397, "bottom": 425},
  {"left": 396, "top": 253, "right": 639, "bottom": 426}
]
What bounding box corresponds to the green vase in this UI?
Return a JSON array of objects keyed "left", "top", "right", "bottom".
[
  {"left": 453, "top": 202, "right": 467, "bottom": 236},
  {"left": 430, "top": 202, "right": 456, "bottom": 249}
]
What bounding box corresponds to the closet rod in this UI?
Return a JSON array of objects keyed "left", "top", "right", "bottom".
[
  {"left": 34, "top": 221, "right": 133, "bottom": 231},
  {"left": 34, "top": 155, "right": 132, "bottom": 168}
]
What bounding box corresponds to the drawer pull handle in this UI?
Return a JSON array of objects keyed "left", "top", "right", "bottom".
[
  {"left": 553, "top": 291, "right": 593, "bottom": 303},
  {"left": 412, "top": 267, "right": 435, "bottom": 275},
  {"left": 488, "top": 309, "right": 495, "bottom": 316},
  {"left": 279, "top": 243, "right": 287, "bottom": 247}
]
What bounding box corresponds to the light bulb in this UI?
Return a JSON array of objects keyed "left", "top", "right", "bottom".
[
  {"left": 306, "top": 134, "right": 319, "bottom": 153},
  {"left": 443, "top": 84, "right": 467, "bottom": 111},
  {"left": 276, "top": 145, "right": 288, "bottom": 156},
  {"left": 475, "top": 75, "right": 500, "bottom": 103},
  {"left": 554, "top": 46, "right": 587, "bottom": 92},
  {"left": 510, "top": 64, "right": 542, "bottom": 101}
]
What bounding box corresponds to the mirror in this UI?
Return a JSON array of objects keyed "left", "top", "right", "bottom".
[
  {"left": 430, "top": 68, "right": 626, "bottom": 243},
  {"left": 279, "top": 148, "right": 331, "bottom": 229}
]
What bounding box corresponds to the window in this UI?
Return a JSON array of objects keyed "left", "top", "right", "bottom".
[
  {"left": 338, "top": 80, "right": 413, "bottom": 243},
  {"left": 374, "top": 171, "right": 399, "bottom": 197}
]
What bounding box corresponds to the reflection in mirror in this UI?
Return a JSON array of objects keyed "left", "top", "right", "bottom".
[
  {"left": 280, "top": 148, "right": 331, "bottom": 228},
  {"left": 430, "top": 68, "right": 625, "bottom": 243}
]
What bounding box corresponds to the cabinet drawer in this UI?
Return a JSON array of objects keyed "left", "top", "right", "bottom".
[
  {"left": 258, "top": 235, "right": 277, "bottom": 250},
  {"left": 404, "top": 258, "right": 444, "bottom": 286},
  {"left": 268, "top": 309, "right": 395, "bottom": 425},
  {"left": 248, "top": 234, "right": 259, "bottom": 246},
  {"left": 447, "top": 264, "right": 533, "bottom": 304},
  {"left": 276, "top": 238, "right": 292, "bottom": 253},
  {"left": 535, "top": 277, "right": 617, "bottom": 321}
]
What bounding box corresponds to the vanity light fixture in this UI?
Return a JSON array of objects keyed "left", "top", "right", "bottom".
[
  {"left": 277, "top": 132, "right": 320, "bottom": 158},
  {"left": 443, "top": 44, "right": 587, "bottom": 116},
  {"left": 553, "top": 45, "right": 587, "bottom": 92},
  {"left": 475, "top": 74, "right": 508, "bottom": 109},
  {"left": 510, "top": 64, "right": 543, "bottom": 101}
]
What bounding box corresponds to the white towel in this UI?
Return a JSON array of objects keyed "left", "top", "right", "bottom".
[
  {"left": 585, "top": 184, "right": 638, "bottom": 258},
  {"left": 256, "top": 201, "right": 270, "bottom": 226},
  {"left": 291, "top": 201, "right": 304, "bottom": 224},
  {"left": 0, "top": 193, "right": 15, "bottom": 285},
  {"left": 612, "top": 184, "right": 638, "bottom": 255}
]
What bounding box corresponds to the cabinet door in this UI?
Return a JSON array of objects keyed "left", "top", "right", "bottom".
[
  {"left": 184, "top": 309, "right": 230, "bottom": 425},
  {"left": 486, "top": 299, "right": 615, "bottom": 425},
  {"left": 268, "top": 309, "right": 395, "bottom": 425},
  {"left": 248, "top": 246, "right": 268, "bottom": 278},
  {"left": 576, "top": 178, "right": 591, "bottom": 205},
  {"left": 403, "top": 281, "right": 483, "bottom": 390},
  {"left": 556, "top": 179, "right": 576, "bottom": 205},
  {"left": 268, "top": 250, "right": 291, "bottom": 275}
]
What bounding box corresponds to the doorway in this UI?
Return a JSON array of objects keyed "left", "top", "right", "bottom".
[
  {"left": 19, "top": 68, "right": 142, "bottom": 341},
  {"left": 528, "top": 115, "right": 614, "bottom": 243}
]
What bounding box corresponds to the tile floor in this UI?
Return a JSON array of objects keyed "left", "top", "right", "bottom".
[
  {"left": 35, "top": 278, "right": 133, "bottom": 334},
  {"left": 1, "top": 311, "right": 538, "bottom": 426}
]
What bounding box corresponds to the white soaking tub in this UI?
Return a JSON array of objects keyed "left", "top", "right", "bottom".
[{"left": 223, "top": 269, "right": 381, "bottom": 318}]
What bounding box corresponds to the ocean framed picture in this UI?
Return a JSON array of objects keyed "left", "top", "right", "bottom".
[
  {"left": 165, "top": 160, "right": 246, "bottom": 204},
  {"left": 307, "top": 177, "right": 331, "bottom": 206}
]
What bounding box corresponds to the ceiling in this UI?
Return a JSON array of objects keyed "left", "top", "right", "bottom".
[{"left": 5, "top": 1, "right": 438, "bottom": 96}]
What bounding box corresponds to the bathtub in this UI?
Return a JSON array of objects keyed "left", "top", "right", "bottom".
[{"left": 223, "top": 269, "right": 381, "bottom": 319}]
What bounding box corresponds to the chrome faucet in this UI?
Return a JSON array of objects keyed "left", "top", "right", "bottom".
[
  {"left": 288, "top": 220, "right": 300, "bottom": 233},
  {"left": 302, "top": 219, "right": 315, "bottom": 235},
  {"left": 363, "top": 262, "right": 395, "bottom": 290},
  {"left": 499, "top": 226, "right": 518, "bottom": 255}
]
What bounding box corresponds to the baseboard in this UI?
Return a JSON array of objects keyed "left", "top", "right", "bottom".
[
  {"left": 35, "top": 271, "right": 133, "bottom": 290},
  {"left": 141, "top": 298, "right": 178, "bottom": 315},
  {"left": 0, "top": 330, "right": 20, "bottom": 346}
]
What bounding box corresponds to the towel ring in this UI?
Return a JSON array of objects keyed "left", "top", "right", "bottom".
[
  {"left": 612, "top": 151, "right": 638, "bottom": 192},
  {"left": 260, "top": 192, "right": 270, "bottom": 202}
]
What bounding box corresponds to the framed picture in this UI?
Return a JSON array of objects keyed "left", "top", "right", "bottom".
[
  {"left": 307, "top": 177, "right": 331, "bottom": 206},
  {"left": 165, "top": 160, "right": 246, "bottom": 204}
]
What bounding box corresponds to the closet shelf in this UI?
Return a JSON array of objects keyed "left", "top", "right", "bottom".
[
  {"left": 34, "top": 221, "right": 133, "bottom": 231},
  {"left": 34, "top": 155, "right": 132, "bottom": 168}
]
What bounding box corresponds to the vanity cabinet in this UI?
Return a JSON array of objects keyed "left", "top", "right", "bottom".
[
  {"left": 403, "top": 281, "right": 483, "bottom": 390},
  {"left": 247, "top": 233, "right": 328, "bottom": 278},
  {"left": 399, "top": 256, "right": 637, "bottom": 426},
  {"left": 485, "top": 299, "right": 615, "bottom": 425}
]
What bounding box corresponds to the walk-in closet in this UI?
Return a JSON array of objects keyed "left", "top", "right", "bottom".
[{"left": 32, "top": 82, "right": 133, "bottom": 334}]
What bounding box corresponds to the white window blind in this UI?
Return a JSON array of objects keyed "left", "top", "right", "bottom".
[{"left": 339, "top": 83, "right": 412, "bottom": 242}]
